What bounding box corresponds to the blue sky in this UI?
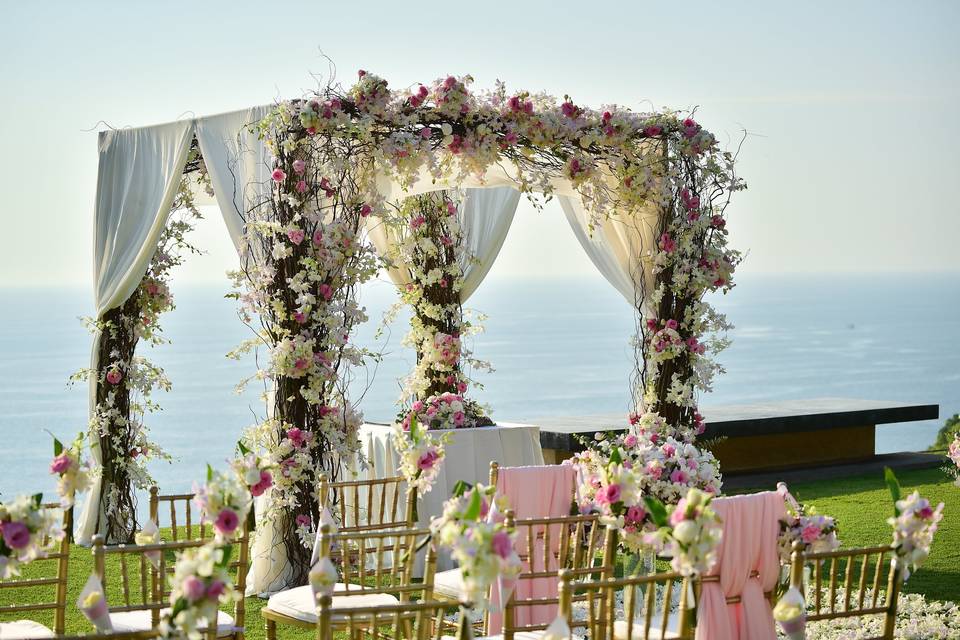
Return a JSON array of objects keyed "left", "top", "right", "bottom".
[{"left": 1, "top": 0, "right": 958, "bottom": 286}]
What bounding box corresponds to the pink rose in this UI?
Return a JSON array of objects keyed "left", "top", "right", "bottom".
[
  {"left": 296, "top": 514, "right": 311, "bottom": 528},
  {"left": 318, "top": 284, "right": 333, "bottom": 301},
  {"left": 312, "top": 230, "right": 324, "bottom": 245},
  {"left": 271, "top": 168, "right": 287, "bottom": 183},
  {"left": 597, "top": 483, "right": 621, "bottom": 505},
  {"left": 105, "top": 369, "right": 123, "bottom": 385},
  {"left": 623, "top": 434, "right": 638, "bottom": 448},
  {"left": 287, "top": 229, "right": 305, "bottom": 245},
  {"left": 206, "top": 579, "right": 226, "bottom": 600},
  {"left": 214, "top": 509, "right": 239, "bottom": 536},
  {"left": 491, "top": 530, "right": 513, "bottom": 559},
  {"left": 182, "top": 575, "right": 206, "bottom": 603},
  {"left": 287, "top": 428, "right": 307, "bottom": 449},
  {"left": 669, "top": 469, "right": 689, "bottom": 485},
  {"left": 50, "top": 453, "right": 72, "bottom": 475},
  {"left": 250, "top": 470, "right": 273, "bottom": 497},
  {"left": 453, "top": 411, "right": 465, "bottom": 426},
  {"left": 359, "top": 204, "right": 372, "bottom": 217},
  {"left": 625, "top": 505, "right": 646, "bottom": 524},
  {"left": 417, "top": 450, "right": 440, "bottom": 471},
  {"left": 1, "top": 521, "right": 30, "bottom": 550},
  {"left": 292, "top": 159, "right": 306, "bottom": 175},
  {"left": 295, "top": 180, "right": 308, "bottom": 193},
  {"left": 801, "top": 524, "right": 822, "bottom": 544}
]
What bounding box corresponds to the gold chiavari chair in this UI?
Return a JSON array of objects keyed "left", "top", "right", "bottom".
[
  {"left": 262, "top": 524, "right": 437, "bottom": 640},
  {"left": 0, "top": 504, "right": 72, "bottom": 638},
  {"left": 493, "top": 515, "right": 617, "bottom": 640},
  {"left": 147, "top": 487, "right": 251, "bottom": 639},
  {"left": 57, "top": 631, "right": 161, "bottom": 640},
  {"left": 434, "top": 462, "right": 502, "bottom": 605},
  {"left": 789, "top": 540, "right": 902, "bottom": 640},
  {"left": 318, "top": 473, "right": 417, "bottom": 533},
  {"left": 92, "top": 535, "right": 242, "bottom": 640},
  {"left": 317, "top": 596, "right": 474, "bottom": 640},
  {"left": 558, "top": 567, "right": 694, "bottom": 640}
]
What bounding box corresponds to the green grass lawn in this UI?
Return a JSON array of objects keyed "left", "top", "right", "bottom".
[{"left": 2, "top": 467, "right": 956, "bottom": 640}]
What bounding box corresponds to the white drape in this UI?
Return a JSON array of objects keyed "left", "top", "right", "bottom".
[
  {"left": 78, "top": 120, "right": 195, "bottom": 544},
  {"left": 367, "top": 187, "right": 520, "bottom": 302},
  {"left": 195, "top": 106, "right": 272, "bottom": 254},
  {"left": 558, "top": 194, "right": 659, "bottom": 314}
]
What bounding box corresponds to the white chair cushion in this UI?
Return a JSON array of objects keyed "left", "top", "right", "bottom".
[
  {"left": 612, "top": 612, "right": 681, "bottom": 640},
  {"left": 108, "top": 608, "right": 236, "bottom": 637},
  {"left": 0, "top": 620, "right": 55, "bottom": 639},
  {"left": 266, "top": 584, "right": 400, "bottom": 623},
  {"left": 433, "top": 568, "right": 463, "bottom": 599},
  {"left": 445, "top": 634, "right": 545, "bottom": 640}
]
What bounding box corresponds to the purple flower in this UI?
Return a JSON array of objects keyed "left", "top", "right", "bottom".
[
  {"left": 182, "top": 575, "right": 206, "bottom": 603},
  {"left": 491, "top": 530, "right": 513, "bottom": 559},
  {"left": 1, "top": 521, "right": 30, "bottom": 550},
  {"left": 214, "top": 509, "right": 239, "bottom": 536}
]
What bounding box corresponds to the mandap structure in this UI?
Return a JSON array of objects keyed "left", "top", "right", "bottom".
[{"left": 79, "top": 70, "right": 743, "bottom": 593}]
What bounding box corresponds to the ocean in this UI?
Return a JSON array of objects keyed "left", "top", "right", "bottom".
[{"left": 1, "top": 273, "right": 957, "bottom": 498}]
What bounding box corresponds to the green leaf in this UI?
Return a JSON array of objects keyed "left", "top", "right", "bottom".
[
  {"left": 219, "top": 544, "right": 234, "bottom": 568},
  {"left": 884, "top": 467, "right": 902, "bottom": 516},
  {"left": 644, "top": 496, "right": 668, "bottom": 528},
  {"left": 32, "top": 493, "right": 43, "bottom": 508},
  {"left": 53, "top": 437, "right": 63, "bottom": 457},
  {"left": 237, "top": 441, "right": 251, "bottom": 456},
  {"left": 609, "top": 446, "right": 623, "bottom": 466},
  {"left": 463, "top": 488, "right": 483, "bottom": 521},
  {"left": 207, "top": 464, "right": 214, "bottom": 483},
  {"left": 451, "top": 480, "right": 472, "bottom": 498},
  {"left": 409, "top": 413, "right": 420, "bottom": 444}
]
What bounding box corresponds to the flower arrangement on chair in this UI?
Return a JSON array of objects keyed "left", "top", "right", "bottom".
[
  {"left": 49, "top": 432, "right": 94, "bottom": 508},
  {"left": 193, "top": 465, "right": 253, "bottom": 543},
  {"left": 159, "top": 543, "right": 239, "bottom": 640},
  {"left": 395, "top": 414, "right": 450, "bottom": 496},
  {"left": 430, "top": 483, "right": 520, "bottom": 605},
  {"left": 885, "top": 468, "right": 944, "bottom": 581},
  {"left": 643, "top": 487, "right": 723, "bottom": 578},
  {"left": 776, "top": 482, "right": 840, "bottom": 563},
  {"left": 0, "top": 494, "right": 63, "bottom": 579},
  {"left": 946, "top": 433, "right": 960, "bottom": 487}
]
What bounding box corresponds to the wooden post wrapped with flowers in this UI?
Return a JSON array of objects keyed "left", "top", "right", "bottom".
[
  {"left": 384, "top": 191, "right": 493, "bottom": 430},
  {"left": 73, "top": 167, "right": 205, "bottom": 543}
]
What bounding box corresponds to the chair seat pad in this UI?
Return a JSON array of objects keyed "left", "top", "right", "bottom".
[
  {"left": 445, "top": 634, "right": 545, "bottom": 640},
  {"left": 613, "top": 614, "right": 681, "bottom": 640},
  {"left": 109, "top": 608, "right": 236, "bottom": 636},
  {"left": 433, "top": 568, "right": 463, "bottom": 599},
  {"left": 267, "top": 584, "right": 400, "bottom": 623},
  {"left": 0, "top": 620, "right": 55, "bottom": 639}
]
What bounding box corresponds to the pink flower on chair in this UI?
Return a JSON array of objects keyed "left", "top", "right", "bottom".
[
  {"left": 250, "top": 471, "right": 273, "bottom": 497},
  {"left": 50, "top": 453, "right": 72, "bottom": 475},
  {"left": 183, "top": 576, "right": 206, "bottom": 603},
  {"left": 214, "top": 509, "right": 239, "bottom": 536},
  {"left": 491, "top": 530, "right": 513, "bottom": 559},
  {"left": 1, "top": 521, "right": 30, "bottom": 550}
]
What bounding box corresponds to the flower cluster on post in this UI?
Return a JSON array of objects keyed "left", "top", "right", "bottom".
[
  {"left": 385, "top": 191, "right": 492, "bottom": 430},
  {"left": 72, "top": 169, "right": 204, "bottom": 542},
  {"left": 430, "top": 483, "right": 520, "bottom": 604},
  {"left": 947, "top": 433, "right": 960, "bottom": 487},
  {"left": 568, "top": 429, "right": 721, "bottom": 552},
  {"left": 193, "top": 465, "right": 253, "bottom": 543},
  {"left": 0, "top": 494, "right": 63, "bottom": 579},
  {"left": 885, "top": 468, "right": 944, "bottom": 581},
  {"left": 776, "top": 482, "right": 840, "bottom": 564},
  {"left": 50, "top": 432, "right": 94, "bottom": 508},
  {"left": 644, "top": 487, "right": 723, "bottom": 578},
  {"left": 395, "top": 414, "right": 449, "bottom": 495},
  {"left": 159, "top": 544, "right": 238, "bottom": 640}
]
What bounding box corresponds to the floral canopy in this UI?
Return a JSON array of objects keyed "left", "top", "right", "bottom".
[{"left": 82, "top": 71, "right": 741, "bottom": 592}]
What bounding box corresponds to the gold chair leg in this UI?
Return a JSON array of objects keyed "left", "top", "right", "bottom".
[{"left": 265, "top": 618, "right": 277, "bottom": 640}]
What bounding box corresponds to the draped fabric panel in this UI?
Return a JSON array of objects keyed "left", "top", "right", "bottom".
[
  {"left": 195, "top": 106, "right": 273, "bottom": 254},
  {"left": 78, "top": 120, "right": 195, "bottom": 544},
  {"left": 367, "top": 186, "right": 520, "bottom": 302},
  {"left": 558, "top": 194, "right": 659, "bottom": 315}
]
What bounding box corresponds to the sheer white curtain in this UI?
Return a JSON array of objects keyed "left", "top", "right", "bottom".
[
  {"left": 368, "top": 186, "right": 520, "bottom": 301},
  {"left": 195, "top": 106, "right": 272, "bottom": 254},
  {"left": 78, "top": 120, "right": 195, "bottom": 544},
  {"left": 558, "top": 194, "right": 660, "bottom": 314}
]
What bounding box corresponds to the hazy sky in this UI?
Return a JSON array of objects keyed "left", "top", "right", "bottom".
[{"left": 1, "top": 1, "right": 958, "bottom": 288}]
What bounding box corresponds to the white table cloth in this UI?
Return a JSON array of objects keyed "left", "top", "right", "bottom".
[{"left": 356, "top": 421, "right": 544, "bottom": 570}]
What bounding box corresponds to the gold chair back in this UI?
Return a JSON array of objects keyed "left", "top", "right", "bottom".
[
  {"left": 0, "top": 504, "right": 72, "bottom": 635},
  {"left": 318, "top": 473, "right": 416, "bottom": 533},
  {"left": 317, "top": 596, "right": 471, "bottom": 640},
  {"left": 319, "top": 524, "right": 437, "bottom": 602},
  {"left": 789, "top": 541, "right": 901, "bottom": 640},
  {"left": 559, "top": 567, "right": 693, "bottom": 640},
  {"left": 497, "top": 513, "right": 616, "bottom": 639}
]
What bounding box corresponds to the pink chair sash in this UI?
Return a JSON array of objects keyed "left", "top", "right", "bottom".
[
  {"left": 696, "top": 491, "right": 785, "bottom": 640},
  {"left": 487, "top": 465, "right": 576, "bottom": 632}
]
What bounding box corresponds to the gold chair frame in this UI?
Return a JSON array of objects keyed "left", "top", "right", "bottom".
[
  {"left": 0, "top": 504, "right": 72, "bottom": 636},
  {"left": 317, "top": 596, "right": 473, "bottom": 640},
  {"left": 318, "top": 473, "right": 417, "bottom": 533}
]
